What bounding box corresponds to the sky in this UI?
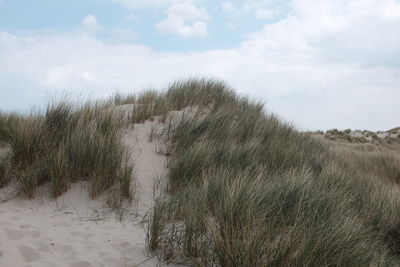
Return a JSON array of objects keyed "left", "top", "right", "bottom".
[{"left": 0, "top": 0, "right": 399, "bottom": 131}]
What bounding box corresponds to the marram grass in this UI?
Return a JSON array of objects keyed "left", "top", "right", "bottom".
[
  {"left": 0, "top": 100, "right": 133, "bottom": 207},
  {"left": 1, "top": 78, "right": 400, "bottom": 266},
  {"left": 143, "top": 79, "right": 400, "bottom": 266}
]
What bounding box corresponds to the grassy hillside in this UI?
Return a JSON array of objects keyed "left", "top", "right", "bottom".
[
  {"left": 1, "top": 78, "right": 400, "bottom": 266},
  {"left": 143, "top": 80, "right": 400, "bottom": 266}
]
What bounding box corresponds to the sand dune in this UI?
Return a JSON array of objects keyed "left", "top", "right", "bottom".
[{"left": 0, "top": 116, "right": 174, "bottom": 267}]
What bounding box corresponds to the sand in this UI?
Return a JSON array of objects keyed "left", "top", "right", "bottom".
[{"left": 0, "top": 113, "right": 175, "bottom": 267}]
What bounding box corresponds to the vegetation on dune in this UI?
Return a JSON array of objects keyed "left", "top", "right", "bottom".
[
  {"left": 332, "top": 144, "right": 400, "bottom": 186},
  {"left": 321, "top": 128, "right": 400, "bottom": 144},
  {"left": 0, "top": 151, "right": 11, "bottom": 187},
  {"left": 1, "top": 78, "right": 400, "bottom": 266},
  {"left": 135, "top": 79, "right": 400, "bottom": 266},
  {"left": 112, "top": 79, "right": 238, "bottom": 125},
  {"left": 0, "top": 101, "right": 133, "bottom": 207}
]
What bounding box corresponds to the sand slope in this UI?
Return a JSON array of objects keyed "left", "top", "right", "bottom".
[{"left": 0, "top": 117, "right": 173, "bottom": 267}]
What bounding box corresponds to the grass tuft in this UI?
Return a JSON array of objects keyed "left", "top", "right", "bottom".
[{"left": 0, "top": 152, "right": 11, "bottom": 187}]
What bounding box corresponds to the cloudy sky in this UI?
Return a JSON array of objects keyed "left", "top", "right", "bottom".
[{"left": 0, "top": 0, "right": 399, "bottom": 130}]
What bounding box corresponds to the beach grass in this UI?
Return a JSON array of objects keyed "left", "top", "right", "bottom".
[
  {"left": 142, "top": 79, "right": 400, "bottom": 266},
  {"left": 0, "top": 100, "right": 133, "bottom": 206},
  {"left": 1, "top": 78, "right": 400, "bottom": 265}
]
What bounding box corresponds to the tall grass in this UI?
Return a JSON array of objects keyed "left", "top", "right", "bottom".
[
  {"left": 146, "top": 79, "right": 400, "bottom": 266},
  {"left": 0, "top": 152, "right": 11, "bottom": 187},
  {"left": 3, "top": 78, "right": 399, "bottom": 265},
  {"left": 0, "top": 101, "right": 133, "bottom": 205},
  {"left": 111, "top": 78, "right": 240, "bottom": 125},
  {"left": 331, "top": 143, "right": 400, "bottom": 186}
]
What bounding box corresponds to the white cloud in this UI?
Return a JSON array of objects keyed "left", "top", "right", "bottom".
[
  {"left": 165, "top": 2, "right": 209, "bottom": 21},
  {"left": 82, "top": 15, "right": 99, "bottom": 30},
  {"left": 221, "top": 2, "right": 235, "bottom": 14},
  {"left": 77, "top": 15, "right": 135, "bottom": 44},
  {"left": 113, "top": 0, "right": 189, "bottom": 9},
  {"left": 382, "top": 1, "right": 400, "bottom": 19},
  {"left": 255, "top": 8, "right": 275, "bottom": 19},
  {"left": 253, "top": 0, "right": 400, "bottom": 68},
  {"left": 221, "top": 2, "right": 251, "bottom": 16},
  {"left": 156, "top": 19, "right": 208, "bottom": 38},
  {"left": 156, "top": 3, "right": 209, "bottom": 38},
  {"left": 1, "top": 0, "right": 400, "bottom": 130},
  {"left": 221, "top": 0, "right": 284, "bottom": 18}
]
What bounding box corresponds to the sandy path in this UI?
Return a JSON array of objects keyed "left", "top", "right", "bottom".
[
  {"left": 125, "top": 120, "right": 168, "bottom": 217},
  {"left": 0, "top": 118, "right": 173, "bottom": 267}
]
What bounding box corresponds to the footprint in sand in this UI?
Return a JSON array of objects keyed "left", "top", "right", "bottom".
[
  {"left": 26, "top": 230, "right": 41, "bottom": 239},
  {"left": 34, "top": 240, "right": 52, "bottom": 254},
  {"left": 4, "top": 228, "right": 24, "bottom": 241},
  {"left": 52, "top": 243, "right": 74, "bottom": 253},
  {"left": 18, "top": 245, "right": 42, "bottom": 263}
]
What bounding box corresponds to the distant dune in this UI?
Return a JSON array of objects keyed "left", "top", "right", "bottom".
[{"left": 311, "top": 127, "right": 400, "bottom": 145}]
